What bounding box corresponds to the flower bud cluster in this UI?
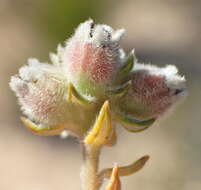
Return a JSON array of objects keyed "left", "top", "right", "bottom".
[{"left": 10, "top": 19, "right": 187, "bottom": 137}]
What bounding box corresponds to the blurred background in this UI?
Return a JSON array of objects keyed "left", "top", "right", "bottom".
[{"left": 1, "top": 0, "right": 201, "bottom": 189}]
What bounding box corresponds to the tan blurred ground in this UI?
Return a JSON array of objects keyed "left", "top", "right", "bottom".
[{"left": 1, "top": 0, "right": 201, "bottom": 190}]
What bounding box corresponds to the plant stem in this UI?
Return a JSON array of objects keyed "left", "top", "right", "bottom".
[{"left": 81, "top": 145, "right": 101, "bottom": 190}]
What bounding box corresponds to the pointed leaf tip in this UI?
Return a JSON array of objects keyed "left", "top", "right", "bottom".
[
  {"left": 106, "top": 166, "right": 121, "bottom": 190},
  {"left": 117, "top": 50, "right": 135, "bottom": 78},
  {"left": 108, "top": 80, "right": 132, "bottom": 98},
  {"left": 20, "top": 117, "right": 65, "bottom": 136},
  {"left": 115, "top": 113, "right": 156, "bottom": 133},
  {"left": 99, "top": 155, "right": 150, "bottom": 179},
  {"left": 67, "top": 82, "right": 94, "bottom": 104},
  {"left": 84, "top": 100, "right": 113, "bottom": 146}
]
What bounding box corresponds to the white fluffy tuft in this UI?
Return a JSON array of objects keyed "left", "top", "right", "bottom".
[
  {"left": 18, "top": 58, "right": 44, "bottom": 82},
  {"left": 134, "top": 63, "right": 186, "bottom": 90},
  {"left": 66, "top": 19, "right": 125, "bottom": 48}
]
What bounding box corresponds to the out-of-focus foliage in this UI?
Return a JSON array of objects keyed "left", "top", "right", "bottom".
[
  {"left": 38, "top": 0, "right": 102, "bottom": 43},
  {"left": 7, "top": 0, "right": 105, "bottom": 44}
]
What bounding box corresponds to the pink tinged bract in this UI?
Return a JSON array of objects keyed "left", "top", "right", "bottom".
[{"left": 63, "top": 19, "right": 126, "bottom": 97}]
